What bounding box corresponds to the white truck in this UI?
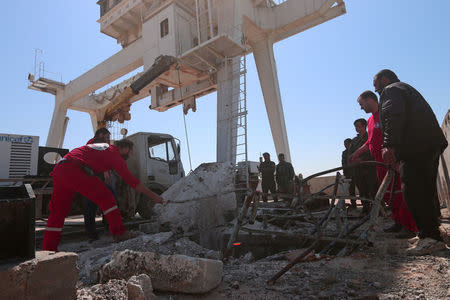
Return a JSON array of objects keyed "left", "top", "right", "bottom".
[{"left": 116, "top": 132, "right": 185, "bottom": 218}]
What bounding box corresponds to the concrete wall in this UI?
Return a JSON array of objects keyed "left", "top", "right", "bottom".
[{"left": 308, "top": 175, "right": 336, "bottom": 195}]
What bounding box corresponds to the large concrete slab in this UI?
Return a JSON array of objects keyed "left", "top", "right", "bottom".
[{"left": 101, "top": 250, "right": 223, "bottom": 294}]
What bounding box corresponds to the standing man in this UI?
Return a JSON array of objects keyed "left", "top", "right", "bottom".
[
  {"left": 42, "top": 139, "right": 163, "bottom": 251},
  {"left": 86, "top": 127, "right": 110, "bottom": 145},
  {"left": 83, "top": 128, "right": 114, "bottom": 242},
  {"left": 374, "top": 69, "right": 448, "bottom": 254},
  {"left": 350, "top": 91, "right": 417, "bottom": 237},
  {"left": 348, "top": 119, "right": 378, "bottom": 214},
  {"left": 258, "top": 152, "right": 277, "bottom": 202},
  {"left": 341, "top": 138, "right": 356, "bottom": 206},
  {"left": 276, "top": 153, "right": 295, "bottom": 199}
]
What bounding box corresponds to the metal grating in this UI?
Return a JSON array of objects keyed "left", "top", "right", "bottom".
[{"left": 8, "top": 142, "right": 32, "bottom": 178}]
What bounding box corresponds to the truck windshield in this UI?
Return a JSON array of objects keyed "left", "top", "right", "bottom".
[{"left": 148, "top": 138, "right": 175, "bottom": 161}]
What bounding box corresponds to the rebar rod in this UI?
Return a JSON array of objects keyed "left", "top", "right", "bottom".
[
  {"left": 319, "top": 214, "right": 370, "bottom": 254},
  {"left": 267, "top": 239, "right": 320, "bottom": 285},
  {"left": 338, "top": 170, "right": 394, "bottom": 256},
  {"left": 388, "top": 170, "right": 398, "bottom": 207},
  {"left": 240, "top": 227, "right": 363, "bottom": 245},
  {"left": 223, "top": 192, "right": 257, "bottom": 259}
]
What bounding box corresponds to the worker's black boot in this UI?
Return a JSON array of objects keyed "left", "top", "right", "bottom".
[{"left": 383, "top": 223, "right": 402, "bottom": 233}]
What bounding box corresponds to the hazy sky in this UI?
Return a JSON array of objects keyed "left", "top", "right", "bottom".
[{"left": 1, "top": 0, "right": 449, "bottom": 176}]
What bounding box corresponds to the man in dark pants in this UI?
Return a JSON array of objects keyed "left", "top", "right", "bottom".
[
  {"left": 342, "top": 138, "right": 356, "bottom": 206},
  {"left": 276, "top": 153, "right": 295, "bottom": 200},
  {"left": 258, "top": 152, "right": 277, "bottom": 202},
  {"left": 84, "top": 128, "right": 115, "bottom": 242},
  {"left": 374, "top": 69, "right": 448, "bottom": 255},
  {"left": 348, "top": 119, "right": 378, "bottom": 214}
]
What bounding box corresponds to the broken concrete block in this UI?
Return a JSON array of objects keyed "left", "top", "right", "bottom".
[
  {"left": 77, "top": 232, "right": 174, "bottom": 284},
  {"left": 127, "top": 274, "right": 156, "bottom": 300},
  {"left": 159, "top": 162, "right": 237, "bottom": 233},
  {"left": 0, "top": 251, "right": 78, "bottom": 300},
  {"left": 139, "top": 221, "right": 160, "bottom": 234},
  {"left": 101, "top": 249, "right": 223, "bottom": 294}
]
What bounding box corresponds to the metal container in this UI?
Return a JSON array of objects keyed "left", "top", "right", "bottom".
[{"left": 0, "top": 184, "right": 35, "bottom": 263}]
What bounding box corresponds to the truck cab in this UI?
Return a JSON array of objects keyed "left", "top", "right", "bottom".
[{"left": 115, "top": 132, "right": 185, "bottom": 218}]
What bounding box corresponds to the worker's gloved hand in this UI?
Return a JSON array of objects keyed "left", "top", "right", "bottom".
[
  {"left": 153, "top": 195, "right": 164, "bottom": 204},
  {"left": 153, "top": 204, "right": 163, "bottom": 215},
  {"left": 382, "top": 147, "right": 396, "bottom": 164}
]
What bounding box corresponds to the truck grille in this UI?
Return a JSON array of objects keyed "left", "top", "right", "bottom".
[{"left": 9, "top": 142, "right": 32, "bottom": 178}]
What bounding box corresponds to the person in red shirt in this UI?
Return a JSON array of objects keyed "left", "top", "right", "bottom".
[
  {"left": 42, "top": 139, "right": 163, "bottom": 251},
  {"left": 349, "top": 91, "right": 417, "bottom": 236}
]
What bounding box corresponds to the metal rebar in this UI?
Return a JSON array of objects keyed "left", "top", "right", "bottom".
[
  {"left": 267, "top": 239, "right": 320, "bottom": 285},
  {"left": 388, "top": 170, "right": 398, "bottom": 207},
  {"left": 320, "top": 214, "right": 370, "bottom": 254},
  {"left": 223, "top": 192, "right": 256, "bottom": 259},
  {"left": 240, "top": 227, "right": 363, "bottom": 245}
]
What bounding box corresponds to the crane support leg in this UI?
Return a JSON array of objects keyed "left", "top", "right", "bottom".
[
  {"left": 216, "top": 58, "right": 239, "bottom": 163},
  {"left": 46, "top": 97, "right": 69, "bottom": 148},
  {"left": 252, "top": 39, "right": 291, "bottom": 162}
]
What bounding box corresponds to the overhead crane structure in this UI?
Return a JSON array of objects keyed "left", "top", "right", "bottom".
[{"left": 28, "top": 0, "right": 346, "bottom": 165}]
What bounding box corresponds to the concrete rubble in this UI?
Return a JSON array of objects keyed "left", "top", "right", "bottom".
[
  {"left": 68, "top": 231, "right": 223, "bottom": 285},
  {"left": 1, "top": 160, "right": 448, "bottom": 299},
  {"left": 0, "top": 251, "right": 78, "bottom": 300},
  {"left": 77, "top": 279, "right": 127, "bottom": 300},
  {"left": 127, "top": 274, "right": 156, "bottom": 300},
  {"left": 101, "top": 249, "right": 223, "bottom": 294},
  {"left": 157, "top": 162, "right": 237, "bottom": 233}
]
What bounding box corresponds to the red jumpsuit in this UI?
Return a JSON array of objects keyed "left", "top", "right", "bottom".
[
  {"left": 42, "top": 143, "right": 140, "bottom": 251},
  {"left": 365, "top": 112, "right": 417, "bottom": 232}
]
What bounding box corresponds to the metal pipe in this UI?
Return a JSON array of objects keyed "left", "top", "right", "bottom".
[
  {"left": 195, "top": 0, "right": 201, "bottom": 44},
  {"left": 302, "top": 161, "right": 391, "bottom": 184},
  {"left": 240, "top": 227, "right": 362, "bottom": 245},
  {"left": 207, "top": 0, "right": 214, "bottom": 38}
]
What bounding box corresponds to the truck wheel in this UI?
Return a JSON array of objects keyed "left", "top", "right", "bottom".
[{"left": 137, "top": 187, "right": 164, "bottom": 219}]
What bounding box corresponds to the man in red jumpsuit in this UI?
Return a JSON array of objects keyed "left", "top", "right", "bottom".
[
  {"left": 349, "top": 90, "right": 417, "bottom": 237},
  {"left": 42, "top": 139, "right": 163, "bottom": 251}
]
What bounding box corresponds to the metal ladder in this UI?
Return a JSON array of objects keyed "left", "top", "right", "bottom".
[{"left": 231, "top": 54, "right": 249, "bottom": 189}]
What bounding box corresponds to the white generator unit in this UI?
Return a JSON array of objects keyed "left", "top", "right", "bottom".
[{"left": 0, "top": 134, "right": 39, "bottom": 179}]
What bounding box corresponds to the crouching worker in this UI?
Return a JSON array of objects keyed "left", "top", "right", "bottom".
[{"left": 42, "top": 139, "right": 163, "bottom": 251}]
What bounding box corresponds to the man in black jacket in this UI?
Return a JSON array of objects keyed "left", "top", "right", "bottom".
[
  {"left": 258, "top": 152, "right": 277, "bottom": 202},
  {"left": 374, "top": 69, "right": 448, "bottom": 255},
  {"left": 276, "top": 153, "right": 295, "bottom": 199}
]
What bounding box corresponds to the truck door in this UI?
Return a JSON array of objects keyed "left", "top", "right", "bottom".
[{"left": 147, "top": 137, "right": 180, "bottom": 187}]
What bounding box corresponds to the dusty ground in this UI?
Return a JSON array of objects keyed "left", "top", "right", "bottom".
[{"left": 71, "top": 208, "right": 449, "bottom": 300}]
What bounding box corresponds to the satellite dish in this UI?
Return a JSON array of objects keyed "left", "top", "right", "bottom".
[{"left": 120, "top": 128, "right": 128, "bottom": 136}]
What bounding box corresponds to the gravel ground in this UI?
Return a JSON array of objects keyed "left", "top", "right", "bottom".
[{"left": 70, "top": 209, "right": 449, "bottom": 300}]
